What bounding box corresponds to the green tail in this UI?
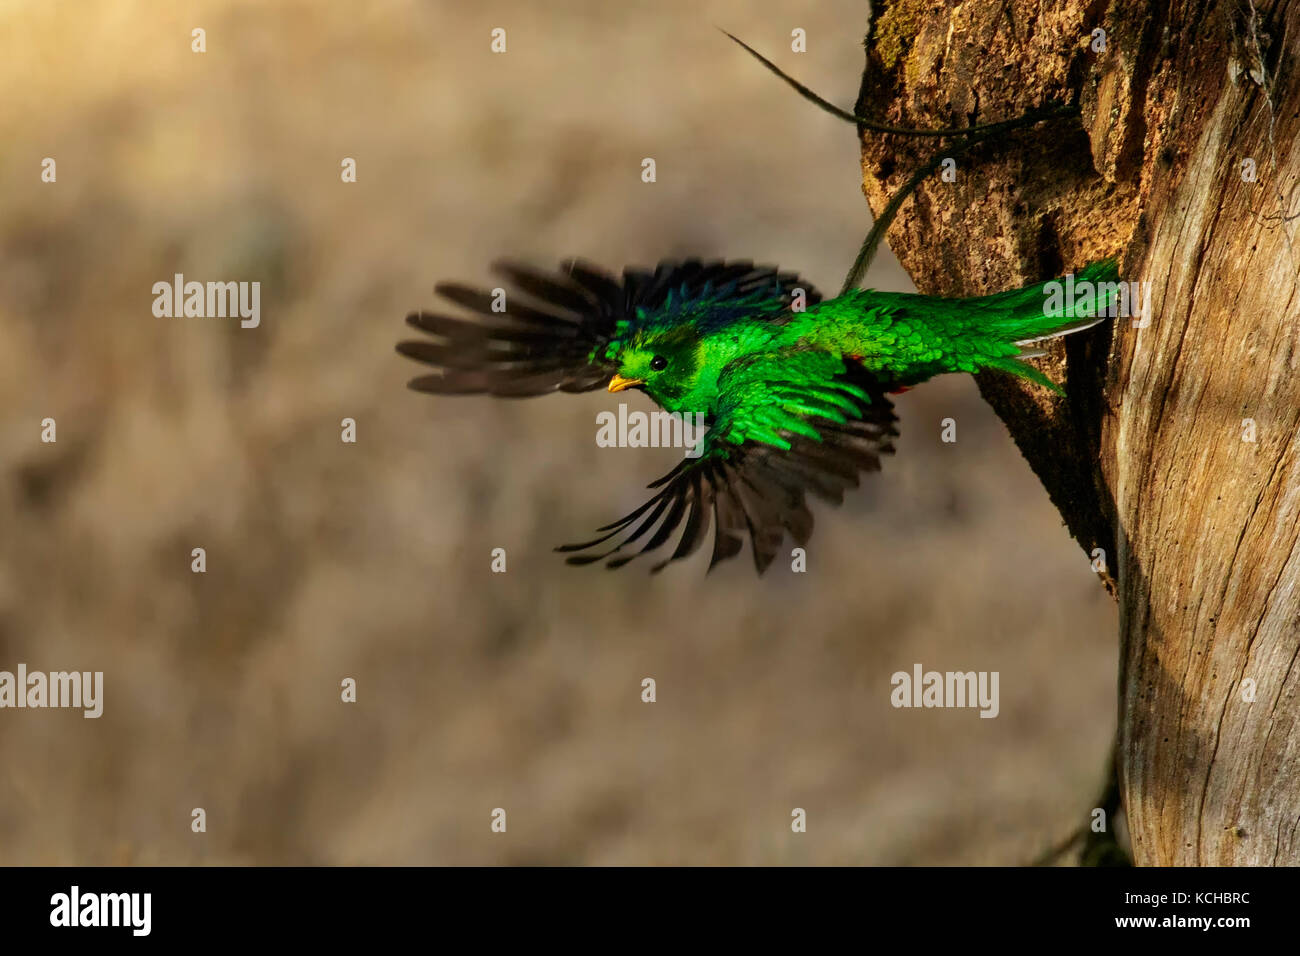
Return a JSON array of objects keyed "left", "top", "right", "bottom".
[{"left": 967, "top": 259, "right": 1120, "bottom": 392}]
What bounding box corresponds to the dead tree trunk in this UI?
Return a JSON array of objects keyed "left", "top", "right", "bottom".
[{"left": 856, "top": 0, "right": 1300, "bottom": 864}]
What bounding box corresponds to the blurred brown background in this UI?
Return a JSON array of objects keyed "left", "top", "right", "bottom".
[{"left": 0, "top": 0, "right": 1116, "bottom": 864}]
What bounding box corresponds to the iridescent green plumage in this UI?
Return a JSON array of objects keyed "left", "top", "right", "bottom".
[{"left": 398, "top": 258, "right": 1119, "bottom": 572}]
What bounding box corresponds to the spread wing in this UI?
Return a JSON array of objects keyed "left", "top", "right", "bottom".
[
  {"left": 396, "top": 259, "right": 820, "bottom": 397},
  {"left": 556, "top": 353, "right": 898, "bottom": 574}
]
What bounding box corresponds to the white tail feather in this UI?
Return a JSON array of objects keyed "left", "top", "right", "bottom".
[{"left": 1014, "top": 314, "right": 1107, "bottom": 347}]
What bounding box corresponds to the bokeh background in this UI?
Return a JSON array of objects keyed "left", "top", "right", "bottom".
[{"left": 0, "top": 0, "right": 1117, "bottom": 864}]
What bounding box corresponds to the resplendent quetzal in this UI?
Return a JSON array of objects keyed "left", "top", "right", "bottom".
[{"left": 397, "top": 258, "right": 1119, "bottom": 573}]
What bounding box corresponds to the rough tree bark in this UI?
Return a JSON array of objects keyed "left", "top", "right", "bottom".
[{"left": 855, "top": 0, "right": 1300, "bottom": 864}]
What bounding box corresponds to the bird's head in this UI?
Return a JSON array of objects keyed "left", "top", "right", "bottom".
[{"left": 605, "top": 326, "right": 705, "bottom": 410}]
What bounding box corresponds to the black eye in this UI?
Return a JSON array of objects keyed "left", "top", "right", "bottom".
[{"left": 649, "top": 355, "right": 668, "bottom": 371}]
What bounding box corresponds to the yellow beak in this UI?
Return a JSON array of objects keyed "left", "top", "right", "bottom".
[{"left": 607, "top": 374, "right": 645, "bottom": 393}]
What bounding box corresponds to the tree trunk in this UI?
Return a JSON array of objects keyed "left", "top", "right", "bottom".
[{"left": 857, "top": 0, "right": 1300, "bottom": 864}]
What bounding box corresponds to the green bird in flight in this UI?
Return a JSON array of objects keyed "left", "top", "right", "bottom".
[{"left": 397, "top": 258, "right": 1118, "bottom": 573}]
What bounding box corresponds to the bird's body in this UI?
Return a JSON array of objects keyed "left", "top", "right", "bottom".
[{"left": 398, "top": 258, "right": 1119, "bottom": 572}]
